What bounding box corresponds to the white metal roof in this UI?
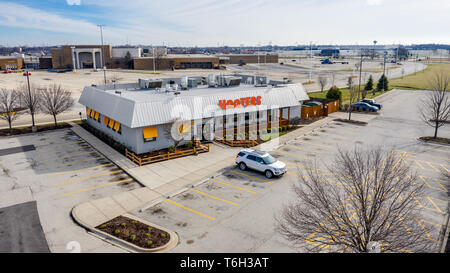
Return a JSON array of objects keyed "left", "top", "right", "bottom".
[{"left": 78, "top": 83, "right": 309, "bottom": 128}]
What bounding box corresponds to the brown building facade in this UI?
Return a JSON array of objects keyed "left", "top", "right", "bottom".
[
  {"left": 217, "top": 54, "right": 278, "bottom": 64},
  {"left": 0, "top": 57, "right": 23, "bottom": 70},
  {"left": 51, "top": 45, "right": 112, "bottom": 69}
]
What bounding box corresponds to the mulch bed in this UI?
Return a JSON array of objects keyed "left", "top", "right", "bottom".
[
  {"left": 96, "top": 216, "right": 170, "bottom": 249},
  {"left": 333, "top": 118, "right": 368, "bottom": 126},
  {"left": 0, "top": 123, "right": 71, "bottom": 136},
  {"left": 419, "top": 136, "right": 450, "bottom": 145}
]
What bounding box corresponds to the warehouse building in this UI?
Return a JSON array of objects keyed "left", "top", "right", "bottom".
[
  {"left": 133, "top": 54, "right": 220, "bottom": 70},
  {"left": 216, "top": 54, "right": 279, "bottom": 64},
  {"left": 79, "top": 74, "right": 309, "bottom": 155}
]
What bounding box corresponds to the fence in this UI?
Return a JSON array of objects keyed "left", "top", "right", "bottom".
[
  {"left": 125, "top": 144, "right": 210, "bottom": 166},
  {"left": 216, "top": 139, "right": 259, "bottom": 148},
  {"left": 301, "top": 100, "right": 339, "bottom": 119}
]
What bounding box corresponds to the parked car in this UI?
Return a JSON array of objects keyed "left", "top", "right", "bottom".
[
  {"left": 236, "top": 149, "right": 287, "bottom": 179},
  {"left": 352, "top": 102, "right": 378, "bottom": 112},
  {"left": 23, "top": 72, "right": 31, "bottom": 76},
  {"left": 3, "top": 70, "right": 12, "bottom": 74},
  {"left": 362, "top": 99, "right": 382, "bottom": 109}
]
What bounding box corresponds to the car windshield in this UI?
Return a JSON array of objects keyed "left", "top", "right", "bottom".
[{"left": 262, "top": 155, "right": 277, "bottom": 164}]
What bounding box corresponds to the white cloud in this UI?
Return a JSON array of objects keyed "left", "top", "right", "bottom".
[
  {"left": 366, "top": 0, "right": 383, "bottom": 5},
  {"left": 66, "top": 0, "right": 81, "bottom": 5}
]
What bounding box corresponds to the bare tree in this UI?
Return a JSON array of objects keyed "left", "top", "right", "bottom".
[
  {"left": 39, "top": 84, "right": 75, "bottom": 128},
  {"left": 419, "top": 72, "right": 450, "bottom": 139},
  {"left": 17, "top": 83, "right": 41, "bottom": 131},
  {"left": 277, "top": 146, "right": 435, "bottom": 253},
  {"left": 330, "top": 72, "right": 336, "bottom": 87},
  {"left": 318, "top": 75, "right": 328, "bottom": 92},
  {"left": 438, "top": 162, "right": 450, "bottom": 253},
  {"left": 0, "top": 89, "right": 23, "bottom": 133}
]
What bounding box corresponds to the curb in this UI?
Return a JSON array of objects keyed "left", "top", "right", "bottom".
[{"left": 418, "top": 138, "right": 450, "bottom": 147}]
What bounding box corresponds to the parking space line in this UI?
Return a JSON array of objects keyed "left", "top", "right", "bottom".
[
  {"left": 313, "top": 131, "right": 348, "bottom": 140},
  {"left": 211, "top": 179, "right": 257, "bottom": 194},
  {"left": 427, "top": 196, "right": 444, "bottom": 214},
  {"left": 165, "top": 199, "right": 215, "bottom": 220},
  {"left": 230, "top": 170, "right": 275, "bottom": 184},
  {"left": 60, "top": 178, "right": 133, "bottom": 197},
  {"left": 414, "top": 160, "right": 425, "bottom": 170},
  {"left": 54, "top": 170, "right": 123, "bottom": 186},
  {"left": 48, "top": 163, "right": 113, "bottom": 177},
  {"left": 440, "top": 164, "right": 449, "bottom": 173},
  {"left": 419, "top": 176, "right": 445, "bottom": 192},
  {"left": 43, "top": 156, "right": 105, "bottom": 170},
  {"left": 296, "top": 141, "right": 333, "bottom": 149},
  {"left": 40, "top": 151, "right": 97, "bottom": 163},
  {"left": 416, "top": 219, "right": 435, "bottom": 241},
  {"left": 426, "top": 162, "right": 441, "bottom": 173},
  {"left": 190, "top": 188, "right": 238, "bottom": 206}
]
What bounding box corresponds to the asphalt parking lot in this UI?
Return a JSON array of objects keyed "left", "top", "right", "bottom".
[
  {"left": 0, "top": 128, "right": 141, "bottom": 252},
  {"left": 131, "top": 90, "right": 449, "bottom": 253}
]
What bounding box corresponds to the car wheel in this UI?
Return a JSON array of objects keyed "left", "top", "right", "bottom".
[
  {"left": 239, "top": 162, "right": 247, "bottom": 171},
  {"left": 265, "top": 170, "right": 274, "bottom": 179}
]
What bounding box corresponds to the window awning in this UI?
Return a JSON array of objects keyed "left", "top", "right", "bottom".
[
  {"left": 86, "top": 108, "right": 91, "bottom": 116},
  {"left": 113, "top": 121, "right": 121, "bottom": 131},
  {"left": 104, "top": 116, "right": 109, "bottom": 125},
  {"left": 94, "top": 112, "right": 100, "bottom": 120},
  {"left": 108, "top": 118, "right": 114, "bottom": 128},
  {"left": 143, "top": 126, "right": 158, "bottom": 138},
  {"left": 90, "top": 110, "right": 95, "bottom": 118},
  {"left": 179, "top": 122, "right": 190, "bottom": 133}
]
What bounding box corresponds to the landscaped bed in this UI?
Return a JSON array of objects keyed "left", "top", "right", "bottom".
[
  {"left": 96, "top": 215, "right": 170, "bottom": 249},
  {"left": 419, "top": 136, "right": 450, "bottom": 145},
  {"left": 333, "top": 118, "right": 368, "bottom": 126}
]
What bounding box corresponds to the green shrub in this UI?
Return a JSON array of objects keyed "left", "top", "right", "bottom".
[
  {"left": 100, "top": 224, "right": 107, "bottom": 229},
  {"left": 130, "top": 234, "right": 136, "bottom": 240},
  {"left": 326, "top": 86, "right": 342, "bottom": 101},
  {"left": 160, "top": 233, "right": 167, "bottom": 238},
  {"left": 131, "top": 220, "right": 137, "bottom": 224},
  {"left": 114, "top": 229, "right": 121, "bottom": 235},
  {"left": 147, "top": 240, "right": 153, "bottom": 245},
  {"left": 145, "top": 233, "right": 151, "bottom": 237},
  {"left": 120, "top": 222, "right": 127, "bottom": 227},
  {"left": 147, "top": 227, "right": 153, "bottom": 231},
  {"left": 168, "top": 145, "right": 175, "bottom": 153}
]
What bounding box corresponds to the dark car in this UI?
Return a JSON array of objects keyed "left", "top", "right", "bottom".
[
  {"left": 352, "top": 102, "right": 378, "bottom": 112},
  {"left": 362, "top": 99, "right": 382, "bottom": 109},
  {"left": 23, "top": 72, "right": 31, "bottom": 76}
]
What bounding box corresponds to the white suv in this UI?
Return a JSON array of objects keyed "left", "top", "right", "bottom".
[{"left": 235, "top": 149, "right": 287, "bottom": 179}]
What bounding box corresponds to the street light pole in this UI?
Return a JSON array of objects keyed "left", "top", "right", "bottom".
[
  {"left": 382, "top": 51, "right": 387, "bottom": 92},
  {"left": 309, "top": 41, "right": 312, "bottom": 84},
  {"left": 357, "top": 49, "right": 363, "bottom": 102},
  {"left": 98, "top": 24, "right": 107, "bottom": 84},
  {"left": 152, "top": 46, "right": 156, "bottom": 73}
]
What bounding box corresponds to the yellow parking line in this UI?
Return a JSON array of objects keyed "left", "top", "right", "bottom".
[
  {"left": 416, "top": 219, "right": 434, "bottom": 241},
  {"left": 297, "top": 141, "right": 332, "bottom": 149},
  {"left": 165, "top": 199, "right": 215, "bottom": 220},
  {"left": 314, "top": 131, "right": 348, "bottom": 140},
  {"left": 48, "top": 163, "right": 113, "bottom": 177},
  {"left": 40, "top": 151, "right": 97, "bottom": 163},
  {"left": 230, "top": 170, "right": 274, "bottom": 184},
  {"left": 427, "top": 196, "right": 444, "bottom": 214},
  {"left": 419, "top": 176, "right": 444, "bottom": 192},
  {"left": 426, "top": 162, "right": 440, "bottom": 173},
  {"left": 441, "top": 164, "right": 449, "bottom": 173},
  {"left": 54, "top": 170, "right": 123, "bottom": 186},
  {"left": 190, "top": 188, "right": 238, "bottom": 206},
  {"left": 43, "top": 156, "right": 104, "bottom": 170},
  {"left": 61, "top": 178, "right": 133, "bottom": 197},
  {"left": 434, "top": 179, "right": 448, "bottom": 192},
  {"left": 414, "top": 160, "right": 425, "bottom": 169},
  {"left": 211, "top": 179, "right": 257, "bottom": 194}
]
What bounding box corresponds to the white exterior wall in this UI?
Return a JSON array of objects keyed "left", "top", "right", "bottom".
[{"left": 112, "top": 48, "right": 142, "bottom": 58}]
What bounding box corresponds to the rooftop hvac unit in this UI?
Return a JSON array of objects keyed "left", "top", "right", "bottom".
[
  {"left": 180, "top": 76, "right": 188, "bottom": 90},
  {"left": 139, "top": 78, "right": 162, "bottom": 89}
]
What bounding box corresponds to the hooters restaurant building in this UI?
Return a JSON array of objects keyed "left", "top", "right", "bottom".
[{"left": 78, "top": 75, "right": 309, "bottom": 155}]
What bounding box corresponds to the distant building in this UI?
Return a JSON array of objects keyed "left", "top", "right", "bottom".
[
  {"left": 320, "top": 49, "right": 340, "bottom": 57},
  {"left": 133, "top": 54, "right": 220, "bottom": 70},
  {"left": 0, "top": 56, "right": 23, "bottom": 70},
  {"left": 51, "top": 45, "right": 112, "bottom": 69},
  {"left": 216, "top": 54, "right": 278, "bottom": 64}
]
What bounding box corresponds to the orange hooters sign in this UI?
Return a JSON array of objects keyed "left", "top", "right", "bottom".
[{"left": 219, "top": 96, "right": 262, "bottom": 110}]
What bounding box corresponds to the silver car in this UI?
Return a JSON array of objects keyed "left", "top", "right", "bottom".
[{"left": 235, "top": 149, "right": 287, "bottom": 179}]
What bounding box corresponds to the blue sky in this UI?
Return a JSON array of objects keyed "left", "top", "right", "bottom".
[{"left": 0, "top": 0, "right": 449, "bottom": 47}]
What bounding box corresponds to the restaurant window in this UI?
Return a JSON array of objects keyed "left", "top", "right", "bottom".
[{"left": 143, "top": 126, "right": 158, "bottom": 142}]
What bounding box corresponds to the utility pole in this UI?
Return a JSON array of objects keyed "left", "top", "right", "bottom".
[
  {"left": 98, "top": 24, "right": 107, "bottom": 85},
  {"left": 309, "top": 41, "right": 312, "bottom": 83},
  {"left": 152, "top": 46, "right": 156, "bottom": 73},
  {"left": 357, "top": 49, "right": 363, "bottom": 102},
  {"left": 26, "top": 71, "right": 36, "bottom": 132},
  {"left": 382, "top": 51, "right": 387, "bottom": 92}
]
